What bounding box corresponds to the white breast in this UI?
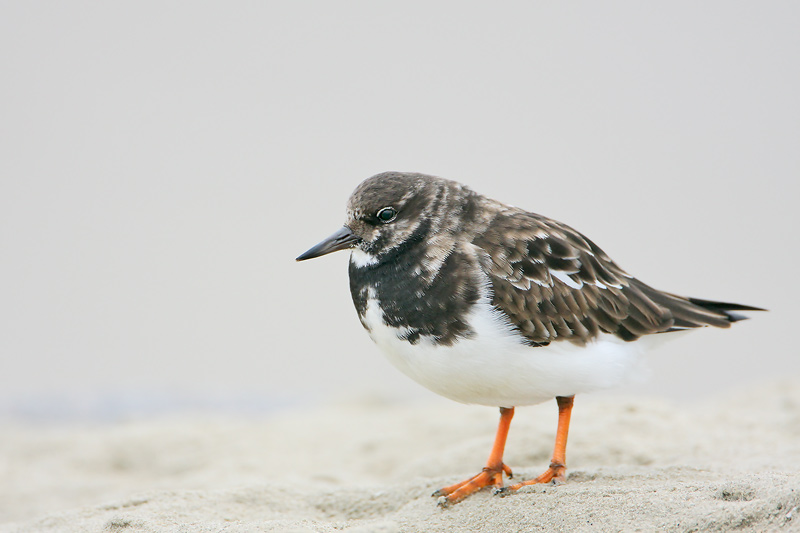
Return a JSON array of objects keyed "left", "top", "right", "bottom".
[{"left": 361, "top": 290, "right": 657, "bottom": 408}]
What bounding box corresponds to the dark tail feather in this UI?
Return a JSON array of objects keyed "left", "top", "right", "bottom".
[
  {"left": 630, "top": 279, "right": 765, "bottom": 330},
  {"left": 686, "top": 297, "right": 766, "bottom": 323}
]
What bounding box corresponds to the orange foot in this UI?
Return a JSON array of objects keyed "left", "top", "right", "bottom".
[
  {"left": 433, "top": 397, "right": 574, "bottom": 507},
  {"left": 496, "top": 462, "right": 566, "bottom": 496},
  {"left": 433, "top": 463, "right": 513, "bottom": 507}
]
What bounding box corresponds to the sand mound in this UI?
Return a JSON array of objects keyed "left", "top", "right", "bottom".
[{"left": 2, "top": 379, "right": 799, "bottom": 532}]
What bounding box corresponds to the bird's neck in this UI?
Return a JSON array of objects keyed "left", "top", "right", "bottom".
[{"left": 348, "top": 241, "right": 483, "bottom": 347}]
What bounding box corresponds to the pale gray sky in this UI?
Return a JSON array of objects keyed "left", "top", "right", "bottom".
[{"left": 1, "top": 2, "right": 797, "bottom": 420}]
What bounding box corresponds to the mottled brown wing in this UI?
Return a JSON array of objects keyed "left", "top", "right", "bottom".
[{"left": 472, "top": 209, "right": 733, "bottom": 345}]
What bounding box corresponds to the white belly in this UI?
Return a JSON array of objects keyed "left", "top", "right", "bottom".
[{"left": 361, "top": 294, "right": 658, "bottom": 408}]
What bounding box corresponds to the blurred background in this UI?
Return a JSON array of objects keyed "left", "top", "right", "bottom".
[{"left": 1, "top": 1, "right": 797, "bottom": 422}]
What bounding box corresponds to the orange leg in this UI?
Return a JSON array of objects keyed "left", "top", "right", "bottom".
[
  {"left": 433, "top": 407, "right": 515, "bottom": 507},
  {"left": 500, "top": 395, "right": 574, "bottom": 494}
]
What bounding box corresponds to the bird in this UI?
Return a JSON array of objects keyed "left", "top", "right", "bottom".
[{"left": 295, "top": 171, "right": 763, "bottom": 506}]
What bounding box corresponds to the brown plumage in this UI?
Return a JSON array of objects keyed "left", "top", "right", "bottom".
[{"left": 472, "top": 203, "right": 761, "bottom": 346}]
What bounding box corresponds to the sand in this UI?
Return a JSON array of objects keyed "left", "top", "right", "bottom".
[{"left": 2, "top": 379, "right": 799, "bottom": 533}]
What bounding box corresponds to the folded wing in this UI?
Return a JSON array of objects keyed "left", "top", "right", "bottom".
[{"left": 472, "top": 210, "right": 762, "bottom": 346}]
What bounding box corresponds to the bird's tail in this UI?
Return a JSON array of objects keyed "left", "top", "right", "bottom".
[
  {"left": 684, "top": 297, "right": 765, "bottom": 324},
  {"left": 631, "top": 279, "right": 765, "bottom": 330}
]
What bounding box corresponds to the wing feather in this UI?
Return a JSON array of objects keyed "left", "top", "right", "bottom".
[{"left": 472, "top": 209, "right": 680, "bottom": 345}]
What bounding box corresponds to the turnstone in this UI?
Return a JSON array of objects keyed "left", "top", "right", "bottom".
[{"left": 295, "top": 171, "right": 763, "bottom": 506}]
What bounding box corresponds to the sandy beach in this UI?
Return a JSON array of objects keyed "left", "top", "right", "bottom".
[{"left": 2, "top": 378, "right": 798, "bottom": 532}]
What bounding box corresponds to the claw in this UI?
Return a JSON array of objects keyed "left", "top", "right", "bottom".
[
  {"left": 433, "top": 463, "right": 512, "bottom": 505},
  {"left": 505, "top": 464, "right": 566, "bottom": 493}
]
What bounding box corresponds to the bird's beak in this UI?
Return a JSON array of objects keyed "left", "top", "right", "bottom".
[{"left": 296, "top": 226, "right": 361, "bottom": 261}]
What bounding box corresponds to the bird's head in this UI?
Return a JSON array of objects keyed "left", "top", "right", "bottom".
[{"left": 296, "top": 172, "right": 473, "bottom": 265}]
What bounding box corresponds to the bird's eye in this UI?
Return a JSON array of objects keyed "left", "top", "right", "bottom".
[{"left": 377, "top": 207, "right": 397, "bottom": 223}]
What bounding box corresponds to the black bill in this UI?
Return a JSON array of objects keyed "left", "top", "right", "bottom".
[{"left": 296, "top": 226, "right": 361, "bottom": 261}]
